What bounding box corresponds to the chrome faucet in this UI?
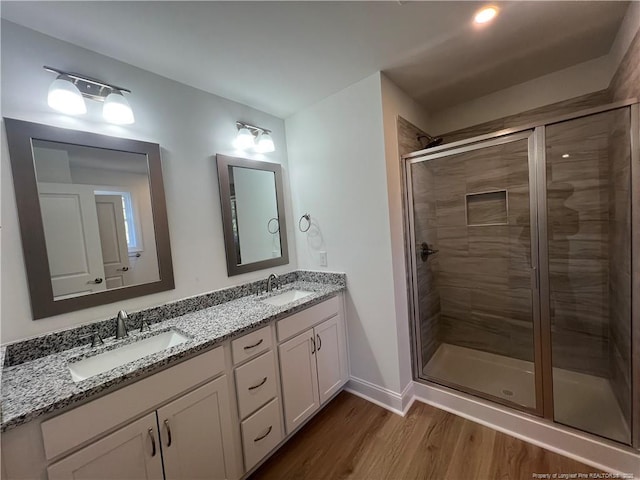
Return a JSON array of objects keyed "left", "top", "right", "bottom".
[
  {"left": 116, "top": 310, "right": 129, "bottom": 339},
  {"left": 266, "top": 273, "right": 279, "bottom": 292}
]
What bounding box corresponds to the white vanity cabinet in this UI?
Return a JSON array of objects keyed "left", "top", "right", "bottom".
[
  {"left": 278, "top": 297, "right": 348, "bottom": 434},
  {"left": 47, "top": 376, "right": 234, "bottom": 480},
  {"left": 156, "top": 377, "right": 233, "bottom": 480},
  {"left": 47, "top": 412, "right": 163, "bottom": 480},
  {"left": 1, "top": 291, "right": 348, "bottom": 480}
]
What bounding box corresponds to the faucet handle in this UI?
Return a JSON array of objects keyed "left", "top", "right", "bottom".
[
  {"left": 117, "top": 310, "right": 129, "bottom": 320},
  {"left": 81, "top": 331, "right": 104, "bottom": 348},
  {"left": 140, "top": 319, "right": 151, "bottom": 333}
]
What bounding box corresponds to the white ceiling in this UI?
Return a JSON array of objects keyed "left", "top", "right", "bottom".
[{"left": 0, "top": 1, "right": 629, "bottom": 118}]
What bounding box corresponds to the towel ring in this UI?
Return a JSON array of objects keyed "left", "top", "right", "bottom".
[
  {"left": 267, "top": 217, "right": 280, "bottom": 234},
  {"left": 298, "top": 213, "right": 311, "bottom": 233}
]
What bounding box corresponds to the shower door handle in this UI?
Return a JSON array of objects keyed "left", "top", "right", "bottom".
[{"left": 420, "top": 242, "right": 439, "bottom": 262}]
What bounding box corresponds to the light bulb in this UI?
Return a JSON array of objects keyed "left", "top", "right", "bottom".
[
  {"left": 47, "top": 75, "right": 87, "bottom": 115},
  {"left": 474, "top": 6, "right": 498, "bottom": 24},
  {"left": 255, "top": 132, "right": 275, "bottom": 153},
  {"left": 234, "top": 127, "right": 255, "bottom": 150},
  {"left": 103, "top": 91, "right": 135, "bottom": 125}
]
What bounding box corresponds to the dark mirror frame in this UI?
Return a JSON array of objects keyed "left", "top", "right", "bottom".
[
  {"left": 216, "top": 154, "right": 289, "bottom": 276},
  {"left": 4, "top": 118, "right": 175, "bottom": 319}
]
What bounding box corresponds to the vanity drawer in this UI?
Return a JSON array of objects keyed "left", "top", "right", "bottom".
[
  {"left": 241, "top": 398, "right": 283, "bottom": 472},
  {"left": 232, "top": 325, "right": 272, "bottom": 365},
  {"left": 235, "top": 350, "right": 278, "bottom": 419},
  {"left": 277, "top": 295, "right": 339, "bottom": 342}
]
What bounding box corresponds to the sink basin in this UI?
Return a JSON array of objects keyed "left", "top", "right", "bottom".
[
  {"left": 261, "top": 289, "right": 313, "bottom": 306},
  {"left": 69, "top": 330, "right": 190, "bottom": 382}
]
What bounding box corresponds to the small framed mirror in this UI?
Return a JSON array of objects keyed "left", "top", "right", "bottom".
[
  {"left": 5, "top": 118, "right": 174, "bottom": 319},
  {"left": 216, "top": 154, "right": 289, "bottom": 276}
]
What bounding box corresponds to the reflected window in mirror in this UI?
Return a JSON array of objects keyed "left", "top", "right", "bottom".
[
  {"left": 216, "top": 154, "right": 289, "bottom": 276},
  {"left": 4, "top": 118, "right": 174, "bottom": 319}
]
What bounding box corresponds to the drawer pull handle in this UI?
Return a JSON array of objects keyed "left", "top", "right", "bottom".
[
  {"left": 164, "top": 419, "right": 172, "bottom": 447},
  {"left": 248, "top": 377, "right": 268, "bottom": 391},
  {"left": 317, "top": 334, "right": 322, "bottom": 351},
  {"left": 243, "top": 338, "right": 264, "bottom": 350},
  {"left": 254, "top": 425, "right": 273, "bottom": 442},
  {"left": 311, "top": 336, "right": 316, "bottom": 354},
  {"left": 148, "top": 428, "right": 157, "bottom": 457}
]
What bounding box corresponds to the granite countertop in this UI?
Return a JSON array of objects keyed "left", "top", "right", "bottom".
[{"left": 1, "top": 280, "right": 344, "bottom": 432}]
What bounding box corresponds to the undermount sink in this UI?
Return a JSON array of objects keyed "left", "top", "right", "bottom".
[
  {"left": 69, "top": 329, "right": 190, "bottom": 382},
  {"left": 261, "top": 289, "right": 313, "bottom": 307}
]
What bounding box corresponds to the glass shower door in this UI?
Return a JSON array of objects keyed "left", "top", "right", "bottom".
[
  {"left": 544, "top": 108, "right": 632, "bottom": 444},
  {"left": 408, "top": 131, "right": 541, "bottom": 413}
]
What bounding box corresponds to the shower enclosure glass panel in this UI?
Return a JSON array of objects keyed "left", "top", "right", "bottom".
[
  {"left": 545, "top": 109, "right": 632, "bottom": 444},
  {"left": 413, "top": 134, "right": 539, "bottom": 411}
]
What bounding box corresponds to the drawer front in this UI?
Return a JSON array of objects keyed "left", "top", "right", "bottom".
[
  {"left": 277, "top": 295, "right": 339, "bottom": 342},
  {"left": 235, "top": 350, "right": 278, "bottom": 419},
  {"left": 232, "top": 325, "right": 272, "bottom": 365},
  {"left": 241, "top": 398, "right": 283, "bottom": 472}
]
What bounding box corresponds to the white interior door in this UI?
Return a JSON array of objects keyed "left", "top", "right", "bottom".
[
  {"left": 38, "top": 182, "right": 106, "bottom": 299},
  {"left": 95, "top": 194, "right": 131, "bottom": 289},
  {"left": 315, "top": 314, "right": 348, "bottom": 404},
  {"left": 278, "top": 329, "right": 320, "bottom": 434},
  {"left": 47, "top": 413, "right": 163, "bottom": 480},
  {"left": 157, "top": 376, "right": 233, "bottom": 480}
]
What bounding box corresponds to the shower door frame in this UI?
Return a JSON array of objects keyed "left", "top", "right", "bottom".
[
  {"left": 402, "top": 99, "right": 640, "bottom": 447},
  {"left": 403, "top": 129, "right": 545, "bottom": 417}
]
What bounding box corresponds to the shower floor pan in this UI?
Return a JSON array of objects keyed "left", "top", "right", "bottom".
[{"left": 423, "top": 343, "right": 630, "bottom": 444}]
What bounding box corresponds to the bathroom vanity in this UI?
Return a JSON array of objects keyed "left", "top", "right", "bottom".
[{"left": 1, "top": 276, "right": 348, "bottom": 480}]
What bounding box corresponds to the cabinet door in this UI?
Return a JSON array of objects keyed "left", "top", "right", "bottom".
[
  {"left": 47, "top": 412, "right": 162, "bottom": 480},
  {"left": 278, "top": 329, "right": 320, "bottom": 434},
  {"left": 315, "top": 313, "right": 348, "bottom": 404},
  {"left": 157, "top": 376, "right": 234, "bottom": 480}
]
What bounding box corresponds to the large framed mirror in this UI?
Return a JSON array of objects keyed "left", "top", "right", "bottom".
[
  {"left": 5, "top": 118, "right": 174, "bottom": 319},
  {"left": 216, "top": 154, "right": 289, "bottom": 276}
]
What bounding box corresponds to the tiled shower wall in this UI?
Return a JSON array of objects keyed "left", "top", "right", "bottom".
[
  {"left": 607, "top": 110, "right": 632, "bottom": 424},
  {"left": 545, "top": 113, "right": 614, "bottom": 377},
  {"left": 607, "top": 27, "right": 638, "bottom": 424},
  {"left": 412, "top": 139, "right": 535, "bottom": 364},
  {"left": 397, "top": 117, "right": 441, "bottom": 364}
]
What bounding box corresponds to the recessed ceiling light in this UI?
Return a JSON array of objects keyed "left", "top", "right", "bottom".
[
  {"left": 562, "top": 153, "right": 571, "bottom": 158},
  {"left": 474, "top": 6, "right": 498, "bottom": 24}
]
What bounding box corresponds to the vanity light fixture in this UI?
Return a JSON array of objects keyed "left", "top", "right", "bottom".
[
  {"left": 44, "top": 66, "right": 134, "bottom": 124},
  {"left": 234, "top": 121, "right": 276, "bottom": 153}
]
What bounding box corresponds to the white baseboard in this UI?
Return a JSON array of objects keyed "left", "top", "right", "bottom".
[
  {"left": 344, "top": 377, "right": 639, "bottom": 476},
  {"left": 345, "top": 376, "right": 415, "bottom": 416},
  {"left": 412, "top": 381, "right": 640, "bottom": 477}
]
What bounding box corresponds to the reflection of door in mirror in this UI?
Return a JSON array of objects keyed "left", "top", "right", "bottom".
[
  {"left": 38, "top": 183, "right": 107, "bottom": 299},
  {"left": 32, "top": 140, "right": 161, "bottom": 300},
  {"left": 229, "top": 166, "right": 281, "bottom": 265},
  {"left": 95, "top": 195, "right": 131, "bottom": 289}
]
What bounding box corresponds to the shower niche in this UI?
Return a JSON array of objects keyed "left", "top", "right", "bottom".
[{"left": 404, "top": 101, "right": 638, "bottom": 447}]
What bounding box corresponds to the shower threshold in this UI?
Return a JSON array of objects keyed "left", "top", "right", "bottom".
[{"left": 423, "top": 343, "right": 630, "bottom": 444}]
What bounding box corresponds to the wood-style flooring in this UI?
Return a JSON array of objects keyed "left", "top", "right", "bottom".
[{"left": 250, "top": 391, "right": 603, "bottom": 480}]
